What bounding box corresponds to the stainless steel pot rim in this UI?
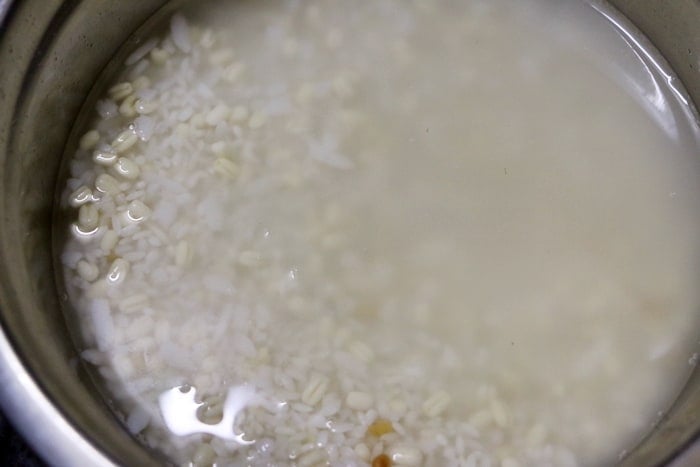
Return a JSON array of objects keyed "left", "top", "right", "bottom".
[
  {"left": 0, "top": 0, "right": 699, "bottom": 466},
  {"left": 0, "top": 327, "right": 114, "bottom": 466},
  {"left": 0, "top": 2, "right": 113, "bottom": 465}
]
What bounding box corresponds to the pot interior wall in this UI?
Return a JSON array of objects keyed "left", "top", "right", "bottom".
[
  {"left": 0, "top": 1, "right": 168, "bottom": 465},
  {"left": 0, "top": 1, "right": 698, "bottom": 465}
]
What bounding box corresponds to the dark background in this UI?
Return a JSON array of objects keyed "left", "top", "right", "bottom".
[{"left": 0, "top": 411, "right": 45, "bottom": 466}]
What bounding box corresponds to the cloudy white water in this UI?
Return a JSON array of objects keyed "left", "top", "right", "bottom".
[{"left": 59, "top": 0, "right": 700, "bottom": 465}]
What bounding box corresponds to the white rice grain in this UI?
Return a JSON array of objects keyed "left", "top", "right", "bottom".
[
  {"left": 89, "top": 299, "right": 114, "bottom": 351},
  {"left": 126, "top": 38, "right": 159, "bottom": 66},
  {"left": 170, "top": 14, "right": 192, "bottom": 53}
]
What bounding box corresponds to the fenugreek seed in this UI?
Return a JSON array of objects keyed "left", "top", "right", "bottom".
[
  {"left": 214, "top": 158, "right": 239, "bottom": 179},
  {"left": 126, "top": 200, "right": 151, "bottom": 223},
  {"left": 93, "top": 148, "right": 118, "bottom": 166},
  {"left": 248, "top": 112, "right": 266, "bottom": 130},
  {"left": 301, "top": 373, "right": 329, "bottom": 406},
  {"left": 94, "top": 173, "right": 121, "bottom": 195},
  {"left": 367, "top": 419, "right": 394, "bottom": 437},
  {"left": 372, "top": 454, "right": 392, "bottom": 467},
  {"left": 76, "top": 260, "right": 99, "bottom": 282},
  {"left": 346, "top": 391, "right": 374, "bottom": 411},
  {"left": 100, "top": 229, "right": 119, "bottom": 252},
  {"left": 79, "top": 130, "right": 100, "bottom": 150},
  {"left": 119, "top": 94, "right": 138, "bottom": 118},
  {"left": 107, "top": 258, "right": 129, "bottom": 285},
  {"left": 112, "top": 130, "right": 138, "bottom": 153},
  {"left": 69, "top": 185, "right": 93, "bottom": 207},
  {"left": 135, "top": 98, "right": 157, "bottom": 114},
  {"left": 230, "top": 105, "right": 249, "bottom": 123},
  {"left": 108, "top": 82, "right": 133, "bottom": 101},
  {"left": 422, "top": 390, "right": 451, "bottom": 417},
  {"left": 175, "top": 240, "right": 191, "bottom": 267},
  {"left": 389, "top": 445, "right": 423, "bottom": 466},
  {"left": 78, "top": 204, "right": 99, "bottom": 231},
  {"left": 113, "top": 157, "right": 140, "bottom": 180}
]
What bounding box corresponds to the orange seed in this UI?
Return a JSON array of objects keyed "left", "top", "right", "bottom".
[{"left": 372, "top": 453, "right": 392, "bottom": 467}]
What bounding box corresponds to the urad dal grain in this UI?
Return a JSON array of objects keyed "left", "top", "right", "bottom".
[{"left": 59, "top": 1, "right": 700, "bottom": 466}]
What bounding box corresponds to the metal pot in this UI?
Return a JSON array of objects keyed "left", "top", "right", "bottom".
[{"left": 0, "top": 1, "right": 698, "bottom": 465}]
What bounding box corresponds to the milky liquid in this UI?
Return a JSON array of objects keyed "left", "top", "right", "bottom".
[{"left": 58, "top": 0, "right": 700, "bottom": 465}]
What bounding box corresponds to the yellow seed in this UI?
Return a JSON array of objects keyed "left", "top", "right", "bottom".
[{"left": 367, "top": 419, "right": 394, "bottom": 437}]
